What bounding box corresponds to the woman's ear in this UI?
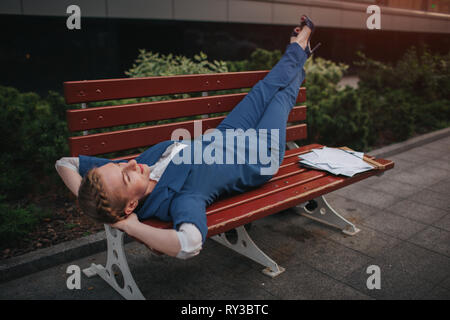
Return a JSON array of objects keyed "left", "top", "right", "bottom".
[{"left": 124, "top": 199, "right": 138, "bottom": 215}]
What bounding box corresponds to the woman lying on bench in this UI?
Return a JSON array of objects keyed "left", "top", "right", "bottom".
[{"left": 56, "top": 15, "right": 318, "bottom": 260}]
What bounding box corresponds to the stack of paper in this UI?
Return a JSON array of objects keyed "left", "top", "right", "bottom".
[{"left": 298, "top": 147, "right": 375, "bottom": 177}]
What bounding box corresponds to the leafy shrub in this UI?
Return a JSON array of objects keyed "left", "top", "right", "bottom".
[
  {"left": 355, "top": 46, "right": 450, "bottom": 146},
  {"left": 301, "top": 57, "right": 369, "bottom": 149},
  {"left": 0, "top": 87, "right": 69, "bottom": 200},
  {"left": 0, "top": 196, "right": 51, "bottom": 247},
  {"left": 227, "top": 48, "right": 282, "bottom": 71},
  {"left": 126, "top": 50, "right": 229, "bottom": 78},
  {"left": 356, "top": 46, "right": 450, "bottom": 102}
]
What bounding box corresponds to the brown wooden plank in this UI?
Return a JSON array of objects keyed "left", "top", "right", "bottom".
[
  {"left": 142, "top": 157, "right": 394, "bottom": 235},
  {"left": 286, "top": 123, "right": 307, "bottom": 142},
  {"left": 69, "top": 115, "right": 308, "bottom": 156},
  {"left": 110, "top": 143, "right": 322, "bottom": 163},
  {"left": 67, "top": 89, "right": 306, "bottom": 131},
  {"left": 205, "top": 159, "right": 395, "bottom": 236},
  {"left": 64, "top": 71, "right": 270, "bottom": 104}
]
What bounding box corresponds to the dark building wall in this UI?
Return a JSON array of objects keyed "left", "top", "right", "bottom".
[{"left": 1, "top": 14, "right": 449, "bottom": 97}]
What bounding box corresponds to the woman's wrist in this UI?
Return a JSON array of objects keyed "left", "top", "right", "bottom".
[{"left": 123, "top": 214, "right": 139, "bottom": 235}]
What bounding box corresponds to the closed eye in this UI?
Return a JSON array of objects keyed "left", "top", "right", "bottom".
[{"left": 114, "top": 163, "right": 130, "bottom": 185}]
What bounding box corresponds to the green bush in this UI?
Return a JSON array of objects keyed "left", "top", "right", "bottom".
[
  {"left": 301, "top": 57, "right": 370, "bottom": 149},
  {"left": 0, "top": 196, "right": 51, "bottom": 247},
  {"left": 355, "top": 46, "right": 450, "bottom": 146},
  {"left": 0, "top": 87, "right": 69, "bottom": 200},
  {"left": 227, "top": 48, "right": 282, "bottom": 71},
  {"left": 356, "top": 46, "right": 450, "bottom": 102},
  {"left": 308, "top": 87, "right": 370, "bottom": 150}
]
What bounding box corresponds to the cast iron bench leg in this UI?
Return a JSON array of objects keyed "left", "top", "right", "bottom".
[
  {"left": 211, "top": 226, "right": 285, "bottom": 278},
  {"left": 296, "top": 196, "right": 360, "bottom": 235},
  {"left": 82, "top": 224, "right": 145, "bottom": 300},
  {"left": 286, "top": 141, "right": 360, "bottom": 236}
]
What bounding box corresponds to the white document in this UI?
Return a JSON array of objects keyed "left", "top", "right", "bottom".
[{"left": 298, "top": 147, "right": 374, "bottom": 177}]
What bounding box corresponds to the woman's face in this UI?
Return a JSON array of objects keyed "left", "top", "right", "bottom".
[{"left": 96, "top": 160, "right": 152, "bottom": 208}]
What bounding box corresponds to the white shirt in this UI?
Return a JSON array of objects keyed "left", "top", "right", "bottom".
[
  {"left": 148, "top": 142, "right": 188, "bottom": 182},
  {"left": 55, "top": 142, "right": 201, "bottom": 259}
]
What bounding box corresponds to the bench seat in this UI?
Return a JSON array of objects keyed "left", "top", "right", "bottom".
[{"left": 142, "top": 143, "right": 394, "bottom": 237}]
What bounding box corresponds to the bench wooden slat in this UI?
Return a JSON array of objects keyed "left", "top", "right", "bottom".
[
  {"left": 64, "top": 71, "right": 270, "bottom": 104},
  {"left": 68, "top": 113, "right": 307, "bottom": 156},
  {"left": 139, "top": 143, "right": 325, "bottom": 230},
  {"left": 205, "top": 160, "right": 394, "bottom": 236},
  {"left": 141, "top": 150, "right": 394, "bottom": 235},
  {"left": 66, "top": 89, "right": 306, "bottom": 132},
  {"left": 109, "top": 142, "right": 322, "bottom": 163}
]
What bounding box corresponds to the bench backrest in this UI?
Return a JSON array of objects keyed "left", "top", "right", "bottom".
[{"left": 64, "top": 71, "right": 307, "bottom": 160}]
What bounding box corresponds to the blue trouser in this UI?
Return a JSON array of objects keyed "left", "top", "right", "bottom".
[{"left": 216, "top": 42, "right": 308, "bottom": 165}]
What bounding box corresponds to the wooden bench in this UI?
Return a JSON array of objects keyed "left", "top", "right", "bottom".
[{"left": 63, "top": 71, "right": 394, "bottom": 300}]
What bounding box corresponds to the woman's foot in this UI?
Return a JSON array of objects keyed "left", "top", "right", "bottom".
[
  {"left": 290, "top": 24, "right": 311, "bottom": 51},
  {"left": 290, "top": 26, "right": 301, "bottom": 45}
]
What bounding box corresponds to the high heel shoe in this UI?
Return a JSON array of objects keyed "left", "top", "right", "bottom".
[
  {"left": 299, "top": 15, "right": 321, "bottom": 57},
  {"left": 291, "top": 26, "right": 301, "bottom": 38}
]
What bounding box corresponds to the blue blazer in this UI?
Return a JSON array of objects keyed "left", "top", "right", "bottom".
[
  {"left": 79, "top": 140, "right": 206, "bottom": 241},
  {"left": 79, "top": 134, "right": 277, "bottom": 243}
]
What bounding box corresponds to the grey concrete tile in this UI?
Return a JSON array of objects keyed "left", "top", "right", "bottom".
[
  {"left": 426, "top": 178, "right": 450, "bottom": 195},
  {"left": 367, "top": 179, "right": 423, "bottom": 199},
  {"left": 410, "top": 145, "right": 448, "bottom": 158},
  {"left": 377, "top": 241, "right": 450, "bottom": 286},
  {"left": 343, "top": 261, "right": 435, "bottom": 299},
  {"left": 428, "top": 159, "right": 450, "bottom": 172},
  {"left": 181, "top": 260, "right": 277, "bottom": 300},
  {"left": 248, "top": 216, "right": 374, "bottom": 282},
  {"left": 323, "top": 225, "right": 400, "bottom": 259},
  {"left": 407, "top": 189, "right": 450, "bottom": 211},
  {"left": 389, "top": 170, "right": 445, "bottom": 188},
  {"left": 246, "top": 262, "right": 372, "bottom": 300},
  {"left": 441, "top": 153, "right": 450, "bottom": 162},
  {"left": 440, "top": 276, "right": 450, "bottom": 290},
  {"left": 421, "top": 138, "right": 450, "bottom": 150},
  {"left": 0, "top": 249, "right": 122, "bottom": 300},
  {"left": 280, "top": 236, "right": 372, "bottom": 281},
  {"left": 409, "top": 165, "right": 450, "bottom": 181},
  {"left": 387, "top": 156, "right": 418, "bottom": 171},
  {"left": 331, "top": 186, "right": 398, "bottom": 210},
  {"left": 394, "top": 149, "right": 435, "bottom": 163},
  {"left": 420, "top": 286, "right": 450, "bottom": 300},
  {"left": 387, "top": 199, "right": 448, "bottom": 225},
  {"left": 433, "top": 214, "right": 450, "bottom": 232},
  {"left": 419, "top": 140, "right": 446, "bottom": 151},
  {"left": 362, "top": 211, "right": 427, "bottom": 240},
  {"left": 409, "top": 226, "right": 450, "bottom": 257}
]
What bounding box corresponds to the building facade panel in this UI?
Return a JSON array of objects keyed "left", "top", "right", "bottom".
[
  {"left": 174, "top": 0, "right": 228, "bottom": 22},
  {"left": 0, "top": 0, "right": 447, "bottom": 34},
  {"left": 22, "top": 0, "right": 106, "bottom": 17},
  {"left": 228, "top": 0, "right": 273, "bottom": 24},
  {"left": 0, "top": 0, "right": 21, "bottom": 15},
  {"left": 107, "top": 0, "right": 171, "bottom": 19},
  {"left": 341, "top": 8, "right": 366, "bottom": 29},
  {"left": 272, "top": 2, "right": 311, "bottom": 25},
  {"left": 310, "top": 6, "right": 342, "bottom": 28}
]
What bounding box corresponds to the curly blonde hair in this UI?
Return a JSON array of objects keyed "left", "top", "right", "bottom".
[{"left": 77, "top": 168, "right": 127, "bottom": 224}]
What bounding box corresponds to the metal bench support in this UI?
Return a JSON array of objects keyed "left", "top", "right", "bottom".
[
  {"left": 82, "top": 224, "right": 145, "bottom": 300},
  {"left": 286, "top": 141, "right": 360, "bottom": 236},
  {"left": 295, "top": 196, "right": 360, "bottom": 235},
  {"left": 211, "top": 226, "right": 285, "bottom": 278}
]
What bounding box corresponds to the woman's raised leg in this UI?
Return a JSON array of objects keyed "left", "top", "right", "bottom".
[
  {"left": 255, "top": 68, "right": 305, "bottom": 168},
  {"left": 216, "top": 42, "right": 307, "bottom": 132}
]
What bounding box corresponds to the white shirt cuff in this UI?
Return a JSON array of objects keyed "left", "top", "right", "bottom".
[{"left": 175, "top": 223, "right": 203, "bottom": 260}]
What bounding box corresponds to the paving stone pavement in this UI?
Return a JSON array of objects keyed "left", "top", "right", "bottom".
[{"left": 0, "top": 132, "right": 449, "bottom": 300}]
